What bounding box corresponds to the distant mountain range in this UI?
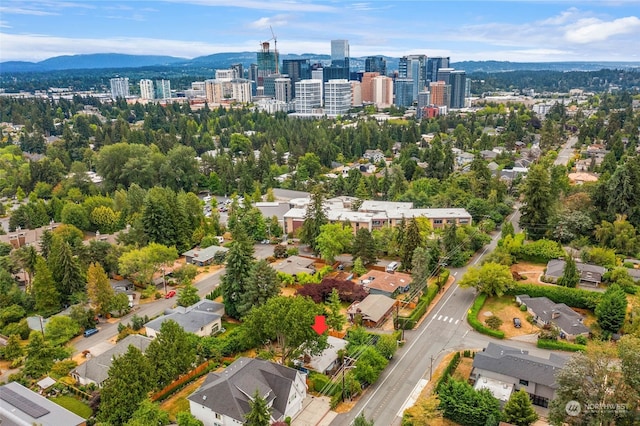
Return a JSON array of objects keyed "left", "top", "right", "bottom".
[{"left": 1, "top": 52, "right": 639, "bottom": 74}]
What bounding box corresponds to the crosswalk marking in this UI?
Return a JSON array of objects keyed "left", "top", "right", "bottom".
[
  {"left": 443, "top": 316, "right": 448, "bottom": 322},
  {"left": 449, "top": 317, "right": 453, "bottom": 323},
  {"left": 455, "top": 320, "right": 459, "bottom": 325}
]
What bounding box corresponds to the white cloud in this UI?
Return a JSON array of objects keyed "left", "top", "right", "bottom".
[
  {"left": 0, "top": 20, "right": 11, "bottom": 28},
  {"left": 565, "top": 16, "right": 640, "bottom": 43},
  {"left": 0, "top": 6, "right": 57, "bottom": 16},
  {"left": 249, "top": 14, "right": 291, "bottom": 29}
]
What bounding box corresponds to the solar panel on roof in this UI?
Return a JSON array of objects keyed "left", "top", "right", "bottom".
[{"left": 0, "top": 387, "right": 50, "bottom": 418}]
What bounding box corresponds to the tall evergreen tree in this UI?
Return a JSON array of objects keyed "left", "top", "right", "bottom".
[
  {"left": 299, "top": 186, "right": 328, "bottom": 254},
  {"left": 32, "top": 257, "right": 60, "bottom": 315},
  {"left": 503, "top": 388, "right": 538, "bottom": 426},
  {"left": 352, "top": 228, "right": 377, "bottom": 266},
  {"left": 98, "top": 345, "right": 154, "bottom": 425},
  {"left": 595, "top": 283, "right": 628, "bottom": 334},
  {"left": 557, "top": 256, "right": 579, "bottom": 288},
  {"left": 237, "top": 259, "right": 281, "bottom": 318},
  {"left": 520, "top": 164, "right": 554, "bottom": 240},
  {"left": 244, "top": 390, "right": 271, "bottom": 426},
  {"left": 401, "top": 218, "right": 422, "bottom": 271},
  {"left": 48, "top": 235, "right": 85, "bottom": 302},
  {"left": 146, "top": 320, "right": 197, "bottom": 389},
  {"left": 221, "top": 223, "right": 255, "bottom": 319},
  {"left": 326, "top": 288, "right": 346, "bottom": 332}
]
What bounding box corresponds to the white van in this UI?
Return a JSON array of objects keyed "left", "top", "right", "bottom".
[{"left": 386, "top": 261, "right": 399, "bottom": 273}]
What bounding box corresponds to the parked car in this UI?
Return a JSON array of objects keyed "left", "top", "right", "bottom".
[
  {"left": 165, "top": 290, "right": 176, "bottom": 299},
  {"left": 513, "top": 318, "right": 522, "bottom": 328},
  {"left": 84, "top": 328, "right": 99, "bottom": 337}
]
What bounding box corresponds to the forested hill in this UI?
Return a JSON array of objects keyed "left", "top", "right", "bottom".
[{"left": 2, "top": 51, "right": 638, "bottom": 74}]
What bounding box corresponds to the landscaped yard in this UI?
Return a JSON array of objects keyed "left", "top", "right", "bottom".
[
  {"left": 479, "top": 295, "right": 539, "bottom": 339},
  {"left": 510, "top": 261, "right": 546, "bottom": 284},
  {"left": 51, "top": 395, "right": 93, "bottom": 419},
  {"left": 160, "top": 374, "right": 208, "bottom": 421}
]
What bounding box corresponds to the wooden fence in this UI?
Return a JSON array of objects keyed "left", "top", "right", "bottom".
[{"left": 150, "top": 360, "right": 211, "bottom": 402}]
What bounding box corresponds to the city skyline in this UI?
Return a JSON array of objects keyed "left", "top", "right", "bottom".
[{"left": 1, "top": 1, "right": 640, "bottom": 63}]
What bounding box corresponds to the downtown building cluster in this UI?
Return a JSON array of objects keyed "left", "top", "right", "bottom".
[{"left": 109, "top": 39, "right": 469, "bottom": 118}]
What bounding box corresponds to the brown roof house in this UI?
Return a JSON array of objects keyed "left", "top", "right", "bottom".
[
  {"left": 188, "top": 357, "right": 306, "bottom": 425},
  {"left": 357, "top": 269, "right": 412, "bottom": 298},
  {"left": 516, "top": 295, "right": 589, "bottom": 340},
  {"left": 347, "top": 294, "right": 396, "bottom": 328}
]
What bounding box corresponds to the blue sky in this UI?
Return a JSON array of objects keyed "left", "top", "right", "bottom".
[{"left": 1, "top": 1, "right": 639, "bottom": 63}]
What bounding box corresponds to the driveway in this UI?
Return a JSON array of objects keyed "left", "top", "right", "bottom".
[{"left": 292, "top": 396, "right": 335, "bottom": 426}]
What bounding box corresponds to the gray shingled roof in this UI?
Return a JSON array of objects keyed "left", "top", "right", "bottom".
[
  {"left": 71, "top": 334, "right": 153, "bottom": 386},
  {"left": 545, "top": 259, "right": 606, "bottom": 282},
  {"left": 145, "top": 300, "right": 224, "bottom": 334},
  {"left": 188, "top": 357, "right": 301, "bottom": 422},
  {"left": 518, "top": 295, "right": 590, "bottom": 336},
  {"left": 473, "top": 343, "right": 568, "bottom": 388},
  {"left": 347, "top": 294, "right": 396, "bottom": 324}
]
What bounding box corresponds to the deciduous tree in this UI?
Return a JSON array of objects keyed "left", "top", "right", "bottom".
[
  {"left": 317, "top": 223, "right": 353, "bottom": 263},
  {"left": 458, "top": 262, "right": 514, "bottom": 297},
  {"left": 177, "top": 283, "right": 200, "bottom": 307},
  {"left": 87, "top": 262, "right": 115, "bottom": 315}
]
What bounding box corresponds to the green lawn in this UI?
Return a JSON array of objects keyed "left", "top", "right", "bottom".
[{"left": 51, "top": 395, "right": 93, "bottom": 419}]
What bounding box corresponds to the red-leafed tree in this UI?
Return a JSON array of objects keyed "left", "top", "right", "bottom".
[{"left": 296, "top": 278, "right": 368, "bottom": 303}]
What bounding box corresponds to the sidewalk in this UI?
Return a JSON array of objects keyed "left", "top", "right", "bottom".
[{"left": 292, "top": 395, "right": 336, "bottom": 426}]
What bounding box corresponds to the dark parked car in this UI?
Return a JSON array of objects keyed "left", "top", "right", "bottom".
[
  {"left": 84, "top": 328, "right": 99, "bottom": 337},
  {"left": 513, "top": 318, "right": 522, "bottom": 328}
]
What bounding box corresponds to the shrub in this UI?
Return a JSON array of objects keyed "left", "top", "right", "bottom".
[
  {"left": 286, "top": 247, "right": 299, "bottom": 257},
  {"left": 575, "top": 335, "right": 588, "bottom": 345},
  {"left": 485, "top": 316, "right": 503, "bottom": 330},
  {"left": 520, "top": 304, "right": 528, "bottom": 312},
  {"left": 397, "top": 285, "right": 439, "bottom": 329},
  {"left": 518, "top": 239, "right": 565, "bottom": 263},
  {"left": 273, "top": 244, "right": 288, "bottom": 259},
  {"left": 505, "top": 283, "right": 602, "bottom": 310},
  {"left": 467, "top": 294, "right": 505, "bottom": 339},
  {"left": 537, "top": 339, "right": 586, "bottom": 352}
]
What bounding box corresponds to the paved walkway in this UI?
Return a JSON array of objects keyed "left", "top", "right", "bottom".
[{"left": 292, "top": 395, "right": 336, "bottom": 426}]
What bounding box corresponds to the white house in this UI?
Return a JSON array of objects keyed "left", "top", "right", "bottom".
[
  {"left": 145, "top": 299, "right": 224, "bottom": 338},
  {"left": 188, "top": 357, "right": 307, "bottom": 426}
]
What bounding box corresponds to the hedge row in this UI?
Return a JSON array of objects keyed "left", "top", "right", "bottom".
[
  {"left": 537, "top": 339, "right": 586, "bottom": 352},
  {"left": 436, "top": 351, "right": 461, "bottom": 392},
  {"left": 467, "top": 294, "right": 505, "bottom": 339},
  {"left": 505, "top": 283, "right": 602, "bottom": 310},
  {"left": 398, "top": 284, "right": 440, "bottom": 329}
]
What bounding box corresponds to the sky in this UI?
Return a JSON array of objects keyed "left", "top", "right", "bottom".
[{"left": 1, "top": 0, "right": 640, "bottom": 63}]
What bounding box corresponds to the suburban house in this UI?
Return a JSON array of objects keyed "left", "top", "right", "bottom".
[
  {"left": 188, "top": 357, "right": 307, "bottom": 426},
  {"left": 544, "top": 259, "right": 606, "bottom": 287},
  {"left": 626, "top": 267, "right": 640, "bottom": 282},
  {"left": 0, "top": 381, "right": 86, "bottom": 426},
  {"left": 283, "top": 198, "right": 472, "bottom": 235},
  {"left": 0, "top": 221, "right": 60, "bottom": 251},
  {"left": 347, "top": 294, "right": 397, "bottom": 328},
  {"left": 182, "top": 245, "right": 229, "bottom": 267},
  {"left": 363, "top": 149, "right": 385, "bottom": 163},
  {"left": 470, "top": 342, "right": 568, "bottom": 408},
  {"left": 516, "top": 295, "right": 590, "bottom": 340},
  {"left": 145, "top": 299, "right": 225, "bottom": 338},
  {"left": 71, "top": 334, "right": 152, "bottom": 387},
  {"left": 304, "top": 335, "right": 348, "bottom": 375},
  {"left": 357, "top": 269, "right": 412, "bottom": 298},
  {"left": 272, "top": 255, "right": 316, "bottom": 277}
]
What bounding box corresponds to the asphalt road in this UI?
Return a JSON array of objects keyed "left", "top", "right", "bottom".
[
  {"left": 554, "top": 136, "right": 577, "bottom": 166},
  {"left": 330, "top": 207, "right": 523, "bottom": 426}
]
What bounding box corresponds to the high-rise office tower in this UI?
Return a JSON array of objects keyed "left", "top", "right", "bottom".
[
  {"left": 331, "top": 40, "right": 349, "bottom": 67},
  {"left": 361, "top": 72, "right": 379, "bottom": 103},
  {"left": 398, "top": 54, "right": 427, "bottom": 103},
  {"left": 231, "top": 63, "right": 244, "bottom": 79},
  {"left": 257, "top": 42, "right": 278, "bottom": 87},
  {"left": 351, "top": 81, "right": 362, "bottom": 106},
  {"left": 430, "top": 81, "right": 450, "bottom": 108},
  {"left": 427, "top": 57, "right": 450, "bottom": 83},
  {"left": 110, "top": 77, "right": 130, "bottom": 99},
  {"left": 282, "top": 59, "right": 311, "bottom": 97},
  {"left": 155, "top": 79, "right": 171, "bottom": 100},
  {"left": 417, "top": 91, "right": 431, "bottom": 118},
  {"left": 274, "top": 78, "right": 292, "bottom": 102},
  {"left": 372, "top": 76, "right": 393, "bottom": 109},
  {"left": 248, "top": 63, "right": 258, "bottom": 95},
  {"left": 325, "top": 79, "right": 351, "bottom": 117},
  {"left": 262, "top": 74, "right": 281, "bottom": 98},
  {"left": 436, "top": 68, "right": 455, "bottom": 85},
  {"left": 449, "top": 70, "right": 466, "bottom": 109},
  {"left": 295, "top": 79, "right": 323, "bottom": 114},
  {"left": 394, "top": 78, "right": 414, "bottom": 107},
  {"left": 365, "top": 56, "right": 387, "bottom": 75},
  {"left": 325, "top": 40, "right": 349, "bottom": 81},
  {"left": 139, "top": 79, "right": 154, "bottom": 100}
]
